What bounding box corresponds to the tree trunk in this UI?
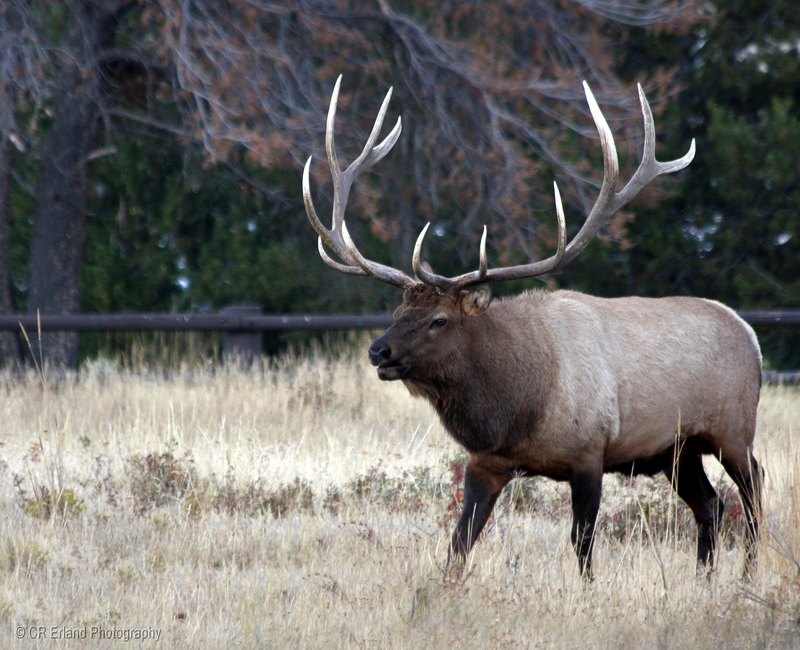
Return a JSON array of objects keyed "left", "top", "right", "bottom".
[
  {"left": 0, "top": 1, "right": 24, "bottom": 367},
  {"left": 27, "top": 97, "right": 98, "bottom": 368},
  {"left": 26, "top": 4, "right": 104, "bottom": 369},
  {"left": 0, "top": 137, "right": 19, "bottom": 366}
]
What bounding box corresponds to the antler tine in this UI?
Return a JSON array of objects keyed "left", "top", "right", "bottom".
[
  {"left": 630, "top": 82, "right": 696, "bottom": 181},
  {"left": 328, "top": 77, "right": 403, "bottom": 232},
  {"left": 478, "top": 226, "right": 488, "bottom": 279},
  {"left": 316, "top": 236, "right": 367, "bottom": 275},
  {"left": 340, "top": 221, "right": 416, "bottom": 288},
  {"left": 302, "top": 76, "right": 414, "bottom": 288},
  {"left": 325, "top": 75, "right": 343, "bottom": 192},
  {"left": 411, "top": 224, "right": 435, "bottom": 283},
  {"left": 411, "top": 80, "right": 693, "bottom": 292},
  {"left": 345, "top": 85, "right": 402, "bottom": 178},
  {"left": 411, "top": 180, "right": 568, "bottom": 291},
  {"left": 550, "top": 181, "right": 568, "bottom": 266},
  {"left": 554, "top": 81, "right": 621, "bottom": 266},
  {"left": 412, "top": 223, "right": 473, "bottom": 288},
  {"left": 559, "top": 81, "right": 695, "bottom": 266}
]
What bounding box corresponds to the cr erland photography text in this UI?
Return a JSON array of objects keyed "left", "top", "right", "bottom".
[{"left": 15, "top": 624, "right": 161, "bottom": 642}]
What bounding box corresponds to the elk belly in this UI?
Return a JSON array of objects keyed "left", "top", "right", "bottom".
[{"left": 604, "top": 392, "right": 714, "bottom": 467}]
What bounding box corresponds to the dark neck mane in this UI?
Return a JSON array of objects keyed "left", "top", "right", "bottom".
[{"left": 403, "top": 300, "right": 554, "bottom": 453}]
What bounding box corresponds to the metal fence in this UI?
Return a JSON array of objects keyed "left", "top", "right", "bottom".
[{"left": 0, "top": 307, "right": 798, "bottom": 382}]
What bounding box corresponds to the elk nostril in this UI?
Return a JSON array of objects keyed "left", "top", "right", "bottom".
[{"left": 369, "top": 343, "right": 391, "bottom": 366}]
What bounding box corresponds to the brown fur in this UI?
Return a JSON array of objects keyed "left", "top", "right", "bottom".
[{"left": 369, "top": 285, "right": 763, "bottom": 578}]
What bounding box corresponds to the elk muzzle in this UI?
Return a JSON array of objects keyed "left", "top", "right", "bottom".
[{"left": 368, "top": 335, "right": 408, "bottom": 380}]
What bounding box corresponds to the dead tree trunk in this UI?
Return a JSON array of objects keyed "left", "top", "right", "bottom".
[
  {"left": 0, "top": 136, "right": 19, "bottom": 366},
  {"left": 0, "top": 1, "right": 25, "bottom": 367},
  {"left": 26, "top": 2, "right": 123, "bottom": 368}
]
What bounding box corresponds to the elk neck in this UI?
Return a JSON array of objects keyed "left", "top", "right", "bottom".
[{"left": 405, "top": 292, "right": 557, "bottom": 454}]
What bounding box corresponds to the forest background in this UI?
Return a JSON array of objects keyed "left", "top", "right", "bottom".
[{"left": 1, "top": 0, "right": 798, "bottom": 368}]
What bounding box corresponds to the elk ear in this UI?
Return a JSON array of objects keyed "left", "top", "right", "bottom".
[{"left": 460, "top": 285, "right": 492, "bottom": 315}]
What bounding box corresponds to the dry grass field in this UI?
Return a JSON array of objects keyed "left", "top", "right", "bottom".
[{"left": 0, "top": 342, "right": 799, "bottom": 648}]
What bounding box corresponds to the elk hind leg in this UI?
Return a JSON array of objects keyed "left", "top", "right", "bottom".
[
  {"left": 663, "top": 452, "right": 724, "bottom": 571},
  {"left": 569, "top": 470, "right": 603, "bottom": 580},
  {"left": 721, "top": 451, "right": 762, "bottom": 575}
]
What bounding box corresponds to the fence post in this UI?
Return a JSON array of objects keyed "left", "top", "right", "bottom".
[{"left": 221, "top": 305, "right": 262, "bottom": 364}]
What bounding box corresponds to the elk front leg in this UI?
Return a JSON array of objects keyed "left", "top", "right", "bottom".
[
  {"left": 449, "top": 461, "right": 511, "bottom": 564},
  {"left": 569, "top": 469, "right": 603, "bottom": 579}
]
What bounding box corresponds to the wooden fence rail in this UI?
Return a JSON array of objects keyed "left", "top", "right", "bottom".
[
  {"left": 736, "top": 311, "right": 800, "bottom": 326},
  {"left": 0, "top": 307, "right": 393, "bottom": 364},
  {"left": 0, "top": 312, "right": 393, "bottom": 333},
  {"left": 0, "top": 308, "right": 798, "bottom": 382},
  {"left": 2, "top": 309, "right": 796, "bottom": 332}
]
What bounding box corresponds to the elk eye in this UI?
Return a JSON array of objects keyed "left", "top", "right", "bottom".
[{"left": 431, "top": 317, "right": 448, "bottom": 329}]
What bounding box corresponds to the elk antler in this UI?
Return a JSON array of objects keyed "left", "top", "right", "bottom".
[
  {"left": 302, "top": 75, "right": 414, "bottom": 288},
  {"left": 412, "top": 81, "right": 696, "bottom": 292}
]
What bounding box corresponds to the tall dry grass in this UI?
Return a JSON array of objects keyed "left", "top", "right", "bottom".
[{"left": 0, "top": 345, "right": 798, "bottom": 648}]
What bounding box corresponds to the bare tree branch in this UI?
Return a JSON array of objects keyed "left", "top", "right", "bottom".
[
  {"left": 5, "top": 0, "right": 703, "bottom": 298},
  {"left": 147, "top": 0, "right": 699, "bottom": 270}
]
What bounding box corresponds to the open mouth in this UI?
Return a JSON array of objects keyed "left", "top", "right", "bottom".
[{"left": 376, "top": 362, "right": 409, "bottom": 381}]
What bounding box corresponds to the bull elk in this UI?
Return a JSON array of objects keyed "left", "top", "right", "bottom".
[{"left": 302, "top": 76, "right": 762, "bottom": 579}]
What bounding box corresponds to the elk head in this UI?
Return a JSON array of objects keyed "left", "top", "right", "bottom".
[
  {"left": 302, "top": 76, "right": 695, "bottom": 382},
  {"left": 368, "top": 282, "right": 491, "bottom": 382}
]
